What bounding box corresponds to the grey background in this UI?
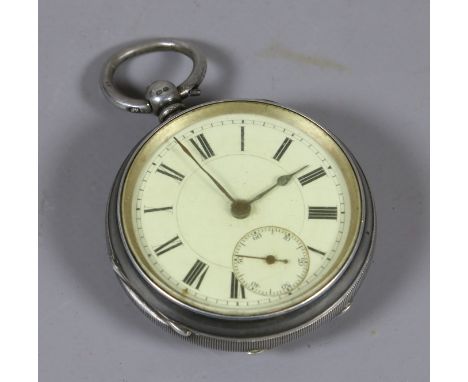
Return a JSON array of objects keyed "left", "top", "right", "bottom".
[{"left": 39, "top": 1, "right": 429, "bottom": 381}]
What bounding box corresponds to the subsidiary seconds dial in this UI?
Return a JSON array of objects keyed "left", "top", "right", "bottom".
[{"left": 233, "top": 226, "right": 310, "bottom": 296}]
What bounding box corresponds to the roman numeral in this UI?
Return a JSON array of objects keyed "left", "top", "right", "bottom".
[
  {"left": 273, "top": 137, "right": 292, "bottom": 161},
  {"left": 153, "top": 236, "right": 183, "bottom": 256},
  {"left": 144, "top": 206, "right": 173, "bottom": 213},
  {"left": 298, "top": 167, "right": 326, "bottom": 186},
  {"left": 156, "top": 163, "right": 185, "bottom": 182},
  {"left": 190, "top": 133, "right": 215, "bottom": 159},
  {"left": 308, "top": 206, "right": 338, "bottom": 220},
  {"left": 230, "top": 273, "right": 246, "bottom": 299},
  {"left": 240, "top": 126, "right": 245, "bottom": 151},
  {"left": 307, "top": 245, "right": 326, "bottom": 255},
  {"left": 183, "top": 260, "right": 208, "bottom": 289}
]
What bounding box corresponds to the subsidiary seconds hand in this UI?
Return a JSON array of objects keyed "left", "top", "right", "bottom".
[
  {"left": 174, "top": 137, "right": 235, "bottom": 202},
  {"left": 234, "top": 254, "right": 289, "bottom": 264}
]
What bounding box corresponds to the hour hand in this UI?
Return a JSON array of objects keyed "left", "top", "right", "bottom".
[{"left": 248, "top": 165, "right": 309, "bottom": 203}]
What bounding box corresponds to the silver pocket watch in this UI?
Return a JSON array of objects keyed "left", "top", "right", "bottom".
[{"left": 102, "top": 39, "right": 375, "bottom": 352}]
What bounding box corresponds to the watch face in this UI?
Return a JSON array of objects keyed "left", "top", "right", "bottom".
[{"left": 121, "top": 101, "right": 362, "bottom": 317}]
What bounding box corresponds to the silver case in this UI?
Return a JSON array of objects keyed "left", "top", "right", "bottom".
[{"left": 106, "top": 100, "right": 376, "bottom": 352}]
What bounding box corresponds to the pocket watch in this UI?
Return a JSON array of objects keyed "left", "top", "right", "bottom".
[{"left": 101, "top": 39, "right": 375, "bottom": 352}]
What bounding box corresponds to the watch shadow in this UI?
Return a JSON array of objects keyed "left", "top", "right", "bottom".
[{"left": 42, "top": 38, "right": 237, "bottom": 350}]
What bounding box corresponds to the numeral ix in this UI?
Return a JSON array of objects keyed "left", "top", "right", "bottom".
[{"left": 144, "top": 206, "right": 173, "bottom": 213}]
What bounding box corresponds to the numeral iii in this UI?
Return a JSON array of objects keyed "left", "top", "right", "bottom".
[{"left": 308, "top": 206, "right": 338, "bottom": 220}]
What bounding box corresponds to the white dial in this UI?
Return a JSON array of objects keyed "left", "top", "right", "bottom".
[{"left": 121, "top": 102, "right": 361, "bottom": 317}]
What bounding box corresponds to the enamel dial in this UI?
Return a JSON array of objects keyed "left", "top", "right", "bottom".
[{"left": 121, "top": 101, "right": 361, "bottom": 317}]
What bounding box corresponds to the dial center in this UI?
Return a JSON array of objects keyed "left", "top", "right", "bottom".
[
  {"left": 231, "top": 199, "right": 251, "bottom": 219},
  {"left": 265, "top": 254, "right": 276, "bottom": 264}
]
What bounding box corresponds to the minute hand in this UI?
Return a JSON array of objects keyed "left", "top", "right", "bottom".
[
  {"left": 247, "top": 165, "right": 309, "bottom": 204},
  {"left": 174, "top": 137, "right": 235, "bottom": 202}
]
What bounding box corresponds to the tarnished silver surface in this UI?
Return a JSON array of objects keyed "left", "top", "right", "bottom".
[
  {"left": 105, "top": 99, "right": 376, "bottom": 352},
  {"left": 100, "top": 39, "right": 206, "bottom": 116},
  {"left": 145, "top": 80, "right": 186, "bottom": 122}
]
